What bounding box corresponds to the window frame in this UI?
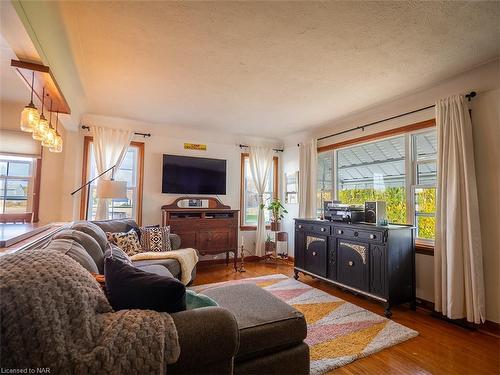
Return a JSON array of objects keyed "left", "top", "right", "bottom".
[
  {"left": 239, "top": 152, "right": 279, "bottom": 231},
  {"left": 80, "top": 136, "right": 145, "bottom": 225},
  {"left": 318, "top": 119, "right": 436, "bottom": 253},
  {"left": 0, "top": 155, "right": 41, "bottom": 221}
]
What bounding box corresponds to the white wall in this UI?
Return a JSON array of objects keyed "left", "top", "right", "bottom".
[
  {"left": 57, "top": 114, "right": 282, "bottom": 257},
  {"left": 281, "top": 60, "right": 500, "bottom": 322}
]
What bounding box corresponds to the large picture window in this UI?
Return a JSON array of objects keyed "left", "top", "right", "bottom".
[
  {"left": 240, "top": 153, "right": 278, "bottom": 229},
  {"left": 81, "top": 137, "right": 144, "bottom": 223},
  {"left": 0, "top": 155, "right": 35, "bottom": 215},
  {"left": 317, "top": 121, "right": 437, "bottom": 244}
]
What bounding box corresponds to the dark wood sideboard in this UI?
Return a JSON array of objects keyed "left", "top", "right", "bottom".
[
  {"left": 294, "top": 219, "right": 416, "bottom": 317},
  {"left": 162, "top": 197, "right": 239, "bottom": 270}
]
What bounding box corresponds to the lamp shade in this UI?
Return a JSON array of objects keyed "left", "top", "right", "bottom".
[{"left": 96, "top": 179, "right": 127, "bottom": 199}]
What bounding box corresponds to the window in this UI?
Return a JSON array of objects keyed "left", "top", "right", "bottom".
[
  {"left": 412, "top": 131, "right": 437, "bottom": 241},
  {"left": 0, "top": 155, "right": 36, "bottom": 215},
  {"left": 240, "top": 153, "right": 278, "bottom": 229},
  {"left": 317, "top": 151, "right": 334, "bottom": 217},
  {"left": 81, "top": 137, "right": 144, "bottom": 223},
  {"left": 317, "top": 120, "right": 437, "bottom": 243}
]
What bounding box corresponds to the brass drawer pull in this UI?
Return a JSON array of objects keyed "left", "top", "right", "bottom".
[
  {"left": 298, "top": 225, "right": 302, "bottom": 229},
  {"left": 354, "top": 231, "right": 359, "bottom": 237},
  {"left": 337, "top": 230, "right": 343, "bottom": 234},
  {"left": 348, "top": 261, "right": 354, "bottom": 267},
  {"left": 312, "top": 251, "right": 317, "bottom": 256},
  {"left": 320, "top": 227, "right": 326, "bottom": 232},
  {"left": 370, "top": 234, "right": 376, "bottom": 239}
]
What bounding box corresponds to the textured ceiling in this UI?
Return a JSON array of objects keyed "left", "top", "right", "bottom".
[{"left": 56, "top": 1, "right": 499, "bottom": 137}]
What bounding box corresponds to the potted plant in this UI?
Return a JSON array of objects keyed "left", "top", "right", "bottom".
[{"left": 261, "top": 198, "right": 288, "bottom": 232}]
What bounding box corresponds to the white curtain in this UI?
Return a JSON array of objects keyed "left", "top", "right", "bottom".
[
  {"left": 91, "top": 126, "right": 133, "bottom": 220},
  {"left": 434, "top": 94, "right": 485, "bottom": 324},
  {"left": 249, "top": 146, "right": 274, "bottom": 257},
  {"left": 299, "top": 139, "right": 317, "bottom": 218}
]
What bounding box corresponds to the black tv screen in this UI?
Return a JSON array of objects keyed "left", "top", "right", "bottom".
[{"left": 162, "top": 154, "right": 227, "bottom": 195}]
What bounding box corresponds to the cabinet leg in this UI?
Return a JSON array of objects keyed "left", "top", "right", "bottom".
[
  {"left": 226, "top": 251, "right": 229, "bottom": 266},
  {"left": 384, "top": 303, "right": 392, "bottom": 318},
  {"left": 410, "top": 300, "right": 417, "bottom": 311},
  {"left": 293, "top": 270, "right": 300, "bottom": 280},
  {"left": 233, "top": 251, "right": 237, "bottom": 271}
]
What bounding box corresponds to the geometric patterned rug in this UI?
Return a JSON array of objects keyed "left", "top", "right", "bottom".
[{"left": 192, "top": 274, "right": 418, "bottom": 374}]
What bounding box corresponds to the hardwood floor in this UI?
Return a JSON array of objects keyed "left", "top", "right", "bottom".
[{"left": 194, "top": 261, "right": 500, "bottom": 375}]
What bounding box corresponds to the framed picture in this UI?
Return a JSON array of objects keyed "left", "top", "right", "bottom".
[{"left": 284, "top": 171, "right": 299, "bottom": 204}]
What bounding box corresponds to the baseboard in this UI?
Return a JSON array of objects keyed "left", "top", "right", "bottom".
[{"left": 416, "top": 298, "right": 500, "bottom": 337}]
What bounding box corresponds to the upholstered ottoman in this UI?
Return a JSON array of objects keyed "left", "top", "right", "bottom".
[{"left": 202, "top": 283, "right": 310, "bottom": 375}]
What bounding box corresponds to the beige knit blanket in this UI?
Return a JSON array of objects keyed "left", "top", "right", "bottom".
[
  {"left": 131, "top": 248, "right": 199, "bottom": 285},
  {"left": 0, "top": 249, "right": 180, "bottom": 374}
]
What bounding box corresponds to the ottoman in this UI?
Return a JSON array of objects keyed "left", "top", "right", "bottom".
[{"left": 203, "top": 283, "right": 310, "bottom": 375}]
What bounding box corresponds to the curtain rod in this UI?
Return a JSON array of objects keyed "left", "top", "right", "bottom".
[
  {"left": 315, "top": 91, "right": 477, "bottom": 143},
  {"left": 239, "top": 144, "right": 284, "bottom": 152},
  {"left": 81, "top": 125, "right": 151, "bottom": 138}
]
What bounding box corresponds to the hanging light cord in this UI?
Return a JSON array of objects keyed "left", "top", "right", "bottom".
[
  {"left": 30, "top": 71, "right": 34, "bottom": 104},
  {"left": 49, "top": 98, "right": 53, "bottom": 124},
  {"left": 40, "top": 87, "right": 45, "bottom": 115}
]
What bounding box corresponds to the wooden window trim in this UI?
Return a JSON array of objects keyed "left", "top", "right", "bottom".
[
  {"left": 317, "top": 118, "right": 436, "bottom": 153},
  {"left": 80, "top": 136, "right": 145, "bottom": 225},
  {"left": 240, "top": 153, "right": 279, "bottom": 231},
  {"left": 416, "top": 240, "right": 434, "bottom": 255},
  {"left": 319, "top": 119, "right": 437, "bottom": 251},
  {"left": 32, "top": 157, "right": 42, "bottom": 222}
]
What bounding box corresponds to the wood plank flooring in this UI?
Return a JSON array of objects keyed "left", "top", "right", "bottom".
[{"left": 193, "top": 261, "right": 500, "bottom": 375}]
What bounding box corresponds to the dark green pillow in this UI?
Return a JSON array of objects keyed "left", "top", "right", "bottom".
[{"left": 186, "top": 290, "right": 218, "bottom": 310}]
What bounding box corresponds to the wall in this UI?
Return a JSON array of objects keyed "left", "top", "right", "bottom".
[
  {"left": 58, "top": 114, "right": 282, "bottom": 257},
  {"left": 0, "top": 100, "right": 68, "bottom": 223},
  {"left": 281, "top": 60, "right": 500, "bottom": 322}
]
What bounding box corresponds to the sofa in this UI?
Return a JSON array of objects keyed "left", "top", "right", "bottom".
[
  {"left": 13, "top": 219, "right": 309, "bottom": 374},
  {"left": 90, "top": 218, "right": 196, "bottom": 283}
]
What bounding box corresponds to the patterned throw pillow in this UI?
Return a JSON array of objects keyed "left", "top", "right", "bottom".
[
  {"left": 140, "top": 226, "right": 171, "bottom": 252},
  {"left": 106, "top": 229, "right": 143, "bottom": 256}
]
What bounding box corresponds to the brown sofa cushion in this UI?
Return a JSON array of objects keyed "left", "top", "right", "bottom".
[{"left": 202, "top": 283, "right": 307, "bottom": 361}]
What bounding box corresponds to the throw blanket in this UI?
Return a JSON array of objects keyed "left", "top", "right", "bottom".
[
  {"left": 131, "top": 248, "right": 199, "bottom": 285},
  {"left": 0, "top": 250, "right": 180, "bottom": 374}
]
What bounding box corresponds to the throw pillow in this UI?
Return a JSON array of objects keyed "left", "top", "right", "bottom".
[
  {"left": 104, "top": 244, "right": 133, "bottom": 265},
  {"left": 127, "top": 224, "right": 159, "bottom": 241},
  {"left": 186, "top": 290, "right": 219, "bottom": 310},
  {"left": 104, "top": 256, "right": 186, "bottom": 313},
  {"left": 140, "top": 226, "right": 171, "bottom": 252},
  {"left": 106, "top": 229, "right": 143, "bottom": 256}
]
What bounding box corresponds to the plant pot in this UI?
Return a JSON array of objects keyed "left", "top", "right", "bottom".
[
  {"left": 265, "top": 241, "right": 276, "bottom": 253},
  {"left": 270, "top": 222, "right": 281, "bottom": 232}
]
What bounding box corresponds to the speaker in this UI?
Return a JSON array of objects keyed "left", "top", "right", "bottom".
[{"left": 365, "top": 201, "right": 387, "bottom": 224}]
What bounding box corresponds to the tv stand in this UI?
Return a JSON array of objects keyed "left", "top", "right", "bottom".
[{"left": 161, "top": 197, "right": 239, "bottom": 270}]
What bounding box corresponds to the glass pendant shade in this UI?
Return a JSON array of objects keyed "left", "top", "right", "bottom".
[
  {"left": 20, "top": 102, "right": 40, "bottom": 132},
  {"left": 32, "top": 114, "right": 49, "bottom": 141},
  {"left": 49, "top": 132, "right": 63, "bottom": 153},
  {"left": 42, "top": 125, "right": 57, "bottom": 147}
]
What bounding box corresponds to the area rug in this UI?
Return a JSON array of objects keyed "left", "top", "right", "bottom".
[{"left": 192, "top": 274, "right": 418, "bottom": 374}]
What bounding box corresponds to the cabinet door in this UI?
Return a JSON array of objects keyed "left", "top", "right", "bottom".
[
  {"left": 337, "top": 240, "right": 369, "bottom": 292},
  {"left": 327, "top": 238, "right": 337, "bottom": 281},
  {"left": 198, "top": 230, "right": 230, "bottom": 252},
  {"left": 294, "top": 230, "right": 305, "bottom": 268},
  {"left": 304, "top": 234, "right": 327, "bottom": 277},
  {"left": 369, "top": 244, "right": 387, "bottom": 297}
]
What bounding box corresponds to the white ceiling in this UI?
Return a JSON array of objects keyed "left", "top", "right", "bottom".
[{"left": 8, "top": 1, "right": 500, "bottom": 137}]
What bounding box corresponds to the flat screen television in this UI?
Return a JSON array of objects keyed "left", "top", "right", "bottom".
[{"left": 162, "top": 154, "right": 227, "bottom": 195}]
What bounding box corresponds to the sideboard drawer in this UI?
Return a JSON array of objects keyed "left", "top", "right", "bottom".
[
  {"left": 333, "top": 227, "right": 383, "bottom": 243},
  {"left": 296, "top": 223, "right": 313, "bottom": 232},
  {"left": 313, "top": 224, "right": 331, "bottom": 235}
]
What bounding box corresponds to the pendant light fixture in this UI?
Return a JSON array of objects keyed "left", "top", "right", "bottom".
[
  {"left": 49, "top": 110, "right": 63, "bottom": 153},
  {"left": 20, "top": 71, "right": 40, "bottom": 132},
  {"left": 42, "top": 99, "right": 57, "bottom": 147},
  {"left": 32, "top": 88, "right": 49, "bottom": 141}
]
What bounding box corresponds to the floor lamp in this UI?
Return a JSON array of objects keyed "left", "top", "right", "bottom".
[{"left": 70, "top": 165, "right": 127, "bottom": 220}]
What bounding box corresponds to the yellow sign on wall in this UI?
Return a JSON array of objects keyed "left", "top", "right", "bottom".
[{"left": 184, "top": 143, "right": 207, "bottom": 151}]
